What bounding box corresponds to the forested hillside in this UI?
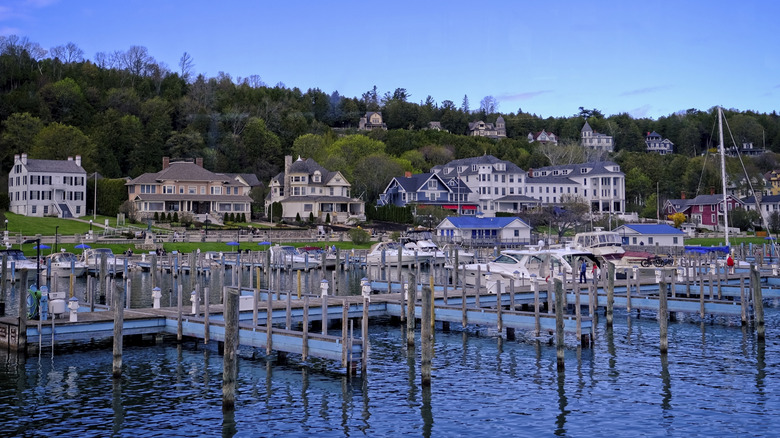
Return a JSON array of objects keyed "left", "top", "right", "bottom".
[{"left": 2, "top": 35, "right": 779, "bottom": 215}]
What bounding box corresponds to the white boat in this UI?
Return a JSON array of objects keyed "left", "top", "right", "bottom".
[
  {"left": 441, "top": 243, "right": 476, "bottom": 264},
  {"left": 461, "top": 247, "right": 600, "bottom": 290},
  {"left": 573, "top": 228, "right": 625, "bottom": 260},
  {"left": 81, "top": 248, "right": 129, "bottom": 274},
  {"left": 298, "top": 246, "right": 340, "bottom": 269},
  {"left": 45, "top": 252, "right": 88, "bottom": 277},
  {"left": 0, "top": 249, "right": 39, "bottom": 279},
  {"left": 269, "top": 245, "right": 322, "bottom": 270},
  {"left": 366, "top": 241, "right": 431, "bottom": 266},
  {"left": 403, "top": 239, "right": 448, "bottom": 264}
]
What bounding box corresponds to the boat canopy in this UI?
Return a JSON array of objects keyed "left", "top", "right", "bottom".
[{"left": 684, "top": 246, "right": 730, "bottom": 254}]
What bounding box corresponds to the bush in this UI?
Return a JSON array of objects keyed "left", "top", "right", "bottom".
[
  {"left": 308, "top": 212, "right": 315, "bottom": 223},
  {"left": 348, "top": 227, "right": 371, "bottom": 245},
  {"left": 295, "top": 212, "right": 301, "bottom": 223},
  {"left": 166, "top": 212, "right": 172, "bottom": 222},
  {"left": 153, "top": 212, "right": 159, "bottom": 221},
  {"left": 223, "top": 212, "right": 229, "bottom": 223},
  {"left": 241, "top": 213, "right": 247, "bottom": 222},
  {"left": 325, "top": 213, "right": 331, "bottom": 224},
  {"left": 172, "top": 212, "right": 179, "bottom": 223}
]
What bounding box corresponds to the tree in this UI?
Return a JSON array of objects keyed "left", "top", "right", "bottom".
[
  {"left": 461, "top": 95, "right": 470, "bottom": 113},
  {"left": 479, "top": 96, "right": 498, "bottom": 115},
  {"left": 178, "top": 52, "right": 194, "bottom": 82},
  {"left": 31, "top": 122, "right": 96, "bottom": 170},
  {"left": 1, "top": 112, "right": 43, "bottom": 169},
  {"left": 668, "top": 212, "right": 686, "bottom": 228}
]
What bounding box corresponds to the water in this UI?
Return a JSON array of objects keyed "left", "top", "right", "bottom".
[{"left": 1, "top": 269, "right": 779, "bottom": 436}]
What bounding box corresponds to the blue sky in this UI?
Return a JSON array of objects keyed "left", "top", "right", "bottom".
[{"left": 2, "top": 0, "right": 778, "bottom": 119}]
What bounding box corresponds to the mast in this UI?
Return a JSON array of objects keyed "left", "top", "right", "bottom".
[{"left": 718, "top": 107, "right": 729, "bottom": 247}]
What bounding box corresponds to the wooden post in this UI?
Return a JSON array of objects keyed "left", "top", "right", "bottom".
[
  {"left": 533, "top": 277, "right": 540, "bottom": 336},
  {"left": 659, "top": 278, "right": 668, "bottom": 354},
  {"left": 475, "top": 266, "right": 481, "bottom": 308},
  {"left": 751, "top": 264, "right": 765, "bottom": 340},
  {"left": 203, "top": 287, "right": 210, "bottom": 344},
  {"left": 361, "top": 296, "right": 369, "bottom": 375},
  {"left": 740, "top": 274, "right": 747, "bottom": 325},
  {"left": 496, "top": 280, "right": 503, "bottom": 333},
  {"left": 0, "top": 254, "right": 7, "bottom": 316},
  {"left": 461, "top": 283, "right": 467, "bottom": 328},
  {"left": 575, "top": 283, "right": 581, "bottom": 343},
  {"left": 177, "top": 284, "right": 183, "bottom": 342},
  {"left": 222, "top": 287, "right": 239, "bottom": 410},
  {"left": 407, "top": 273, "right": 416, "bottom": 347},
  {"left": 266, "top": 283, "right": 273, "bottom": 355},
  {"left": 112, "top": 279, "right": 125, "bottom": 378},
  {"left": 341, "top": 299, "right": 348, "bottom": 367},
  {"left": 297, "top": 270, "right": 302, "bottom": 299},
  {"left": 302, "top": 295, "right": 309, "bottom": 361},
  {"left": 285, "top": 289, "right": 291, "bottom": 330},
  {"left": 554, "top": 278, "right": 565, "bottom": 370},
  {"left": 421, "top": 284, "right": 432, "bottom": 386},
  {"left": 322, "top": 294, "right": 328, "bottom": 335},
  {"left": 17, "top": 279, "right": 28, "bottom": 353},
  {"left": 606, "top": 263, "right": 615, "bottom": 327}
]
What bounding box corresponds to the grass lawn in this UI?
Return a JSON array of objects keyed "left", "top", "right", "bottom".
[{"left": 685, "top": 236, "right": 776, "bottom": 246}]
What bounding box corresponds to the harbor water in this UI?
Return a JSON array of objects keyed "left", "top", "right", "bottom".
[{"left": 1, "top": 268, "right": 779, "bottom": 437}]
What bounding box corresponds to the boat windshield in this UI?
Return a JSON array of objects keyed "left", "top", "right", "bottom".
[
  {"left": 492, "top": 254, "right": 520, "bottom": 264},
  {"left": 1, "top": 250, "right": 28, "bottom": 261}
]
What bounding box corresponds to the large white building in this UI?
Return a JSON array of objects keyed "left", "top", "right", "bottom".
[
  {"left": 581, "top": 120, "right": 614, "bottom": 152},
  {"left": 8, "top": 153, "right": 87, "bottom": 218},
  {"left": 529, "top": 162, "right": 626, "bottom": 215}
]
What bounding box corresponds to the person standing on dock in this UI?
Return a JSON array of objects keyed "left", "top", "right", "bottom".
[
  {"left": 727, "top": 253, "right": 735, "bottom": 274},
  {"left": 579, "top": 259, "right": 587, "bottom": 283}
]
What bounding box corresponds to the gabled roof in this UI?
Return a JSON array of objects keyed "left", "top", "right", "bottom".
[
  {"left": 439, "top": 216, "right": 530, "bottom": 229},
  {"left": 581, "top": 121, "right": 592, "bottom": 132},
  {"left": 24, "top": 158, "right": 85, "bottom": 174},
  {"left": 437, "top": 155, "right": 525, "bottom": 178},
  {"left": 618, "top": 224, "right": 684, "bottom": 235},
  {"left": 741, "top": 195, "right": 780, "bottom": 204},
  {"left": 224, "top": 173, "right": 262, "bottom": 187}
]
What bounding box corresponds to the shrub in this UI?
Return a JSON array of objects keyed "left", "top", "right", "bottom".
[
  {"left": 325, "top": 213, "right": 331, "bottom": 224},
  {"left": 153, "top": 212, "right": 159, "bottom": 221},
  {"left": 348, "top": 227, "right": 371, "bottom": 245},
  {"left": 166, "top": 212, "right": 172, "bottom": 222},
  {"left": 223, "top": 212, "right": 229, "bottom": 223},
  {"left": 295, "top": 212, "right": 301, "bottom": 223},
  {"left": 172, "top": 212, "right": 179, "bottom": 223},
  {"left": 308, "top": 212, "right": 315, "bottom": 223}
]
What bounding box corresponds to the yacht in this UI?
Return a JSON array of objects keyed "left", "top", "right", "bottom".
[
  {"left": 269, "top": 245, "right": 322, "bottom": 270},
  {"left": 45, "top": 252, "right": 88, "bottom": 277},
  {"left": 366, "top": 241, "right": 431, "bottom": 266},
  {"left": 573, "top": 228, "right": 624, "bottom": 260}
]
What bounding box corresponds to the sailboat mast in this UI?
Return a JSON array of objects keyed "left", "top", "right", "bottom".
[{"left": 718, "top": 107, "right": 729, "bottom": 247}]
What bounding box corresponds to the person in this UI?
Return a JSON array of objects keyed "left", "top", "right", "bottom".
[
  {"left": 125, "top": 248, "right": 133, "bottom": 257},
  {"left": 592, "top": 262, "right": 599, "bottom": 283},
  {"left": 580, "top": 259, "right": 587, "bottom": 284},
  {"left": 727, "top": 253, "right": 735, "bottom": 274}
]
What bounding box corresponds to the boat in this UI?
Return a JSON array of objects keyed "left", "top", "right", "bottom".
[
  {"left": 403, "top": 239, "right": 448, "bottom": 264},
  {"left": 81, "top": 248, "right": 129, "bottom": 274},
  {"left": 573, "top": 228, "right": 624, "bottom": 260},
  {"left": 0, "top": 249, "right": 40, "bottom": 280},
  {"left": 441, "top": 243, "right": 476, "bottom": 264},
  {"left": 366, "top": 241, "right": 431, "bottom": 266},
  {"left": 461, "top": 247, "right": 600, "bottom": 290},
  {"left": 269, "top": 245, "right": 322, "bottom": 270},
  {"left": 45, "top": 252, "right": 88, "bottom": 277},
  {"left": 297, "top": 246, "right": 340, "bottom": 269}
]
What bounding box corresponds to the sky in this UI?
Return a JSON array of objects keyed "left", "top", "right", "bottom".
[{"left": 2, "top": 0, "right": 779, "bottom": 120}]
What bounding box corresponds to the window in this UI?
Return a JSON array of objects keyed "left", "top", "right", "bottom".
[
  {"left": 648, "top": 237, "right": 654, "bottom": 244},
  {"left": 163, "top": 185, "right": 175, "bottom": 194},
  {"left": 188, "top": 186, "right": 196, "bottom": 194},
  {"left": 304, "top": 204, "right": 313, "bottom": 212},
  {"left": 32, "top": 206, "right": 36, "bottom": 214},
  {"left": 673, "top": 237, "right": 678, "bottom": 244},
  {"left": 514, "top": 230, "right": 519, "bottom": 237},
  {"left": 210, "top": 186, "right": 222, "bottom": 195},
  {"left": 200, "top": 186, "right": 206, "bottom": 194}
]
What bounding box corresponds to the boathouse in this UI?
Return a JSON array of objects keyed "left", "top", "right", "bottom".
[
  {"left": 434, "top": 216, "right": 531, "bottom": 246},
  {"left": 613, "top": 223, "right": 685, "bottom": 247}
]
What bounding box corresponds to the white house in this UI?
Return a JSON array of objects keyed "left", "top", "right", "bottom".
[
  {"left": 435, "top": 216, "right": 531, "bottom": 246},
  {"left": 8, "top": 153, "right": 87, "bottom": 218},
  {"left": 266, "top": 156, "right": 365, "bottom": 224},
  {"left": 529, "top": 161, "right": 626, "bottom": 215},
  {"left": 581, "top": 120, "right": 614, "bottom": 152},
  {"left": 613, "top": 224, "right": 685, "bottom": 247}
]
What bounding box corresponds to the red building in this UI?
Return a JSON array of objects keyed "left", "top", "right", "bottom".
[{"left": 663, "top": 194, "right": 744, "bottom": 228}]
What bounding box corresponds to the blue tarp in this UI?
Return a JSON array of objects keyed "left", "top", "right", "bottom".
[{"left": 684, "top": 245, "right": 730, "bottom": 254}]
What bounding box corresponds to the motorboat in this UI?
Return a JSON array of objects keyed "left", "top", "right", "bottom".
[
  {"left": 573, "top": 228, "right": 624, "bottom": 260},
  {"left": 461, "top": 247, "right": 600, "bottom": 290},
  {"left": 366, "top": 241, "right": 431, "bottom": 266},
  {"left": 45, "top": 252, "right": 88, "bottom": 277},
  {"left": 298, "top": 246, "right": 340, "bottom": 269},
  {"left": 441, "top": 243, "right": 476, "bottom": 265},
  {"left": 269, "top": 245, "right": 322, "bottom": 270},
  {"left": 81, "top": 248, "right": 129, "bottom": 275},
  {"left": 403, "top": 239, "right": 448, "bottom": 264},
  {"left": 0, "top": 249, "right": 40, "bottom": 280}
]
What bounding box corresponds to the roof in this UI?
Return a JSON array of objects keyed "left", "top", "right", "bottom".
[
  {"left": 439, "top": 216, "right": 530, "bottom": 229},
  {"left": 128, "top": 161, "right": 230, "bottom": 184},
  {"left": 23, "top": 158, "right": 86, "bottom": 174},
  {"left": 223, "top": 173, "right": 262, "bottom": 187},
  {"left": 667, "top": 194, "right": 743, "bottom": 208},
  {"left": 277, "top": 157, "right": 344, "bottom": 187},
  {"left": 532, "top": 161, "right": 623, "bottom": 176},
  {"left": 618, "top": 224, "right": 684, "bottom": 235},
  {"left": 494, "top": 195, "right": 543, "bottom": 203},
  {"left": 436, "top": 155, "right": 525, "bottom": 179},
  {"left": 742, "top": 195, "right": 780, "bottom": 204},
  {"left": 133, "top": 194, "right": 253, "bottom": 202}
]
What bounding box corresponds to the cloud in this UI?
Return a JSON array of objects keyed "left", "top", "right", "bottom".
[
  {"left": 496, "top": 90, "right": 552, "bottom": 101},
  {"left": 619, "top": 85, "right": 669, "bottom": 97},
  {"left": 628, "top": 104, "right": 653, "bottom": 118}
]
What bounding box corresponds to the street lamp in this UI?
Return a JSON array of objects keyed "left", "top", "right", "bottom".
[
  {"left": 4, "top": 219, "right": 7, "bottom": 231},
  {"left": 89, "top": 219, "right": 93, "bottom": 235}
]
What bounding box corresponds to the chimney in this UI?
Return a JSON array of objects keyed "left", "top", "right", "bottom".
[
  {"left": 196, "top": 157, "right": 203, "bottom": 168},
  {"left": 21, "top": 153, "right": 27, "bottom": 165},
  {"left": 681, "top": 191, "right": 686, "bottom": 199},
  {"left": 710, "top": 187, "right": 715, "bottom": 195},
  {"left": 75, "top": 155, "right": 81, "bottom": 167},
  {"left": 284, "top": 155, "right": 293, "bottom": 189},
  {"left": 528, "top": 168, "right": 533, "bottom": 178},
  {"left": 67, "top": 156, "right": 73, "bottom": 161},
  {"left": 163, "top": 157, "right": 170, "bottom": 169},
  {"left": 405, "top": 171, "right": 412, "bottom": 178}
]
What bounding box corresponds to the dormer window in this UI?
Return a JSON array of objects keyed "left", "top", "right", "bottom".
[{"left": 313, "top": 171, "right": 321, "bottom": 183}]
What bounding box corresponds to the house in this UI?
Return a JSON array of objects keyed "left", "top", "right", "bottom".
[
  {"left": 427, "top": 121, "right": 444, "bottom": 131},
  {"left": 726, "top": 142, "right": 766, "bottom": 158},
  {"left": 527, "top": 130, "right": 558, "bottom": 145},
  {"left": 645, "top": 131, "right": 674, "bottom": 155},
  {"left": 435, "top": 216, "right": 531, "bottom": 246},
  {"left": 8, "top": 153, "right": 87, "bottom": 218},
  {"left": 663, "top": 193, "right": 744, "bottom": 230},
  {"left": 126, "top": 157, "right": 252, "bottom": 224},
  {"left": 467, "top": 116, "right": 506, "bottom": 138},
  {"left": 432, "top": 155, "right": 528, "bottom": 217},
  {"left": 613, "top": 223, "right": 685, "bottom": 247},
  {"left": 741, "top": 194, "right": 780, "bottom": 223},
  {"left": 266, "top": 155, "right": 365, "bottom": 224},
  {"left": 358, "top": 112, "right": 387, "bottom": 131},
  {"left": 528, "top": 161, "right": 626, "bottom": 215},
  {"left": 377, "top": 172, "right": 477, "bottom": 215},
  {"left": 581, "top": 121, "right": 614, "bottom": 152},
  {"left": 764, "top": 170, "right": 780, "bottom": 195}
]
